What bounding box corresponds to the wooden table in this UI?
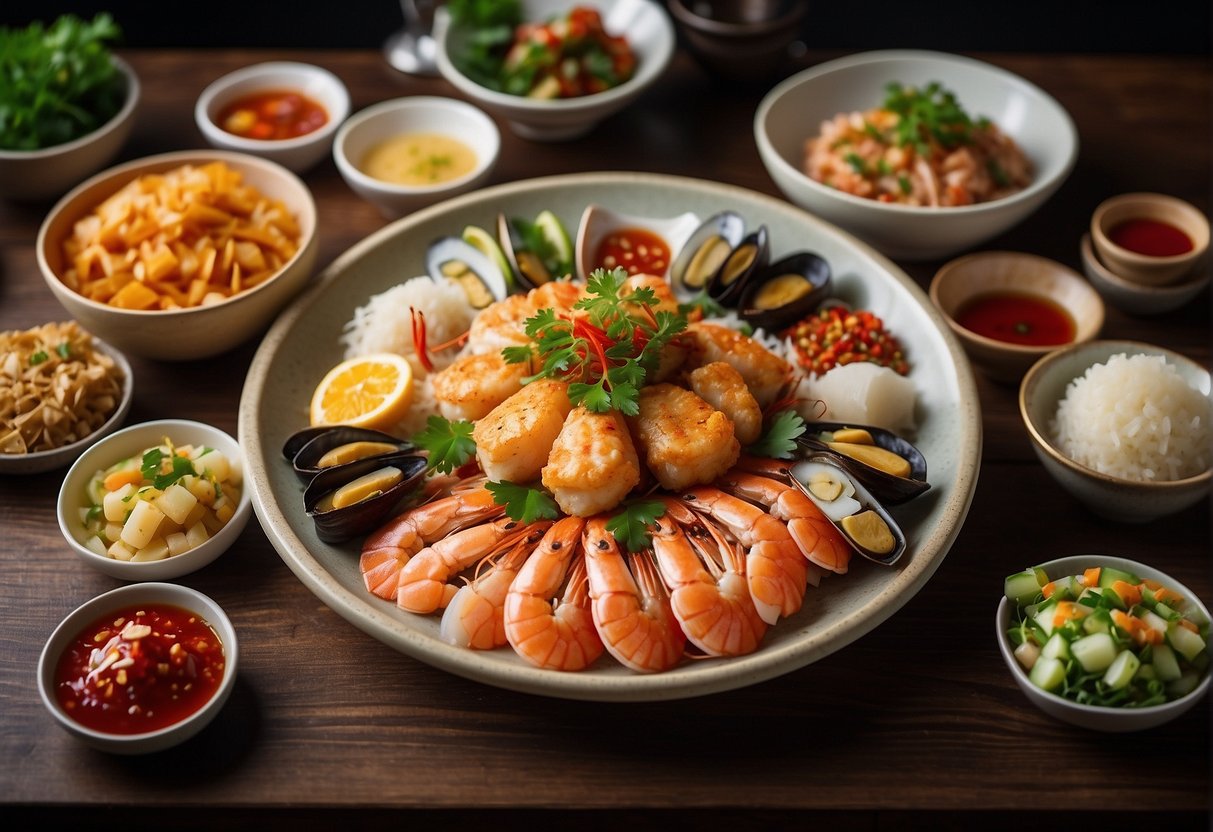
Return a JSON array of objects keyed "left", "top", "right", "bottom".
[{"left": 3, "top": 49, "right": 1209, "bottom": 828}]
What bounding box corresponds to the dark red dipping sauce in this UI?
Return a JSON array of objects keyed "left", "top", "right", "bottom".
[
  {"left": 955, "top": 291, "right": 1075, "bottom": 347},
  {"left": 54, "top": 603, "right": 225, "bottom": 735},
  {"left": 1108, "top": 218, "right": 1194, "bottom": 258},
  {"left": 593, "top": 227, "right": 671, "bottom": 276}
]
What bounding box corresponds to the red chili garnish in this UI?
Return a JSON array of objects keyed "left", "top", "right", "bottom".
[{"left": 785, "top": 305, "right": 910, "bottom": 376}]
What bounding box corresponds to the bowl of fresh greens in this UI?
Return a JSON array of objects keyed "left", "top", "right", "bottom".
[
  {"left": 0, "top": 13, "right": 140, "bottom": 202},
  {"left": 433, "top": 0, "right": 674, "bottom": 141}
]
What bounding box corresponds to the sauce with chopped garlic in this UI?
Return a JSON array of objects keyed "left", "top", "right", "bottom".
[
  {"left": 53, "top": 603, "right": 225, "bottom": 734},
  {"left": 593, "top": 228, "right": 670, "bottom": 276}
]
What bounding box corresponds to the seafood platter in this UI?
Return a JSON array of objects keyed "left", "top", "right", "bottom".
[{"left": 239, "top": 171, "right": 981, "bottom": 701}]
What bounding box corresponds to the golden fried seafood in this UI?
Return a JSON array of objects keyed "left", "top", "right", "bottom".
[
  {"left": 541, "top": 407, "right": 641, "bottom": 517},
  {"left": 473, "top": 379, "right": 572, "bottom": 483},
  {"left": 465, "top": 293, "right": 534, "bottom": 354},
  {"left": 431, "top": 351, "right": 529, "bottom": 421},
  {"left": 529, "top": 280, "right": 583, "bottom": 311},
  {"left": 627, "top": 383, "right": 739, "bottom": 491},
  {"left": 685, "top": 322, "right": 791, "bottom": 409},
  {"left": 687, "top": 361, "right": 763, "bottom": 445}
]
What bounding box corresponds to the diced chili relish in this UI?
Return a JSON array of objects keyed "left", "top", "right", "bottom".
[
  {"left": 54, "top": 603, "right": 225, "bottom": 734},
  {"left": 785, "top": 305, "right": 910, "bottom": 376},
  {"left": 502, "top": 6, "right": 636, "bottom": 98}
]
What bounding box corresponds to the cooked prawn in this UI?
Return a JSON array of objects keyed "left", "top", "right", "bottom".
[
  {"left": 684, "top": 322, "right": 791, "bottom": 409},
  {"left": 582, "top": 517, "right": 685, "bottom": 673},
  {"left": 397, "top": 517, "right": 548, "bottom": 614},
  {"left": 627, "top": 383, "right": 739, "bottom": 491},
  {"left": 431, "top": 351, "right": 530, "bottom": 421},
  {"left": 529, "top": 280, "right": 583, "bottom": 311},
  {"left": 465, "top": 293, "right": 534, "bottom": 354},
  {"left": 503, "top": 516, "right": 604, "bottom": 671},
  {"left": 650, "top": 501, "right": 767, "bottom": 657},
  {"left": 439, "top": 527, "right": 549, "bottom": 650},
  {"left": 687, "top": 361, "right": 763, "bottom": 445},
  {"left": 359, "top": 480, "right": 503, "bottom": 600},
  {"left": 472, "top": 379, "right": 572, "bottom": 483},
  {"left": 541, "top": 407, "right": 641, "bottom": 517}
]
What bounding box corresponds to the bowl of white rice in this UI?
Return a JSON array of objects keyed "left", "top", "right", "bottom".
[{"left": 1019, "top": 340, "right": 1211, "bottom": 522}]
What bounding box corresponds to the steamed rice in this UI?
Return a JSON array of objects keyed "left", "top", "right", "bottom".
[
  {"left": 1050, "top": 353, "right": 1211, "bottom": 482},
  {"left": 339, "top": 276, "right": 475, "bottom": 437}
]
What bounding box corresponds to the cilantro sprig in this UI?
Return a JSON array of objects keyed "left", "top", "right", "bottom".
[
  {"left": 605, "top": 499, "right": 666, "bottom": 554},
  {"left": 746, "top": 410, "right": 807, "bottom": 459},
  {"left": 140, "top": 447, "right": 197, "bottom": 490},
  {"left": 486, "top": 480, "right": 559, "bottom": 525},
  {"left": 502, "top": 267, "right": 688, "bottom": 416},
  {"left": 882, "top": 81, "right": 977, "bottom": 158},
  {"left": 413, "top": 415, "right": 477, "bottom": 474}
]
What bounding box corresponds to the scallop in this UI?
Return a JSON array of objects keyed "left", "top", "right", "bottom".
[
  {"left": 707, "top": 225, "right": 769, "bottom": 305},
  {"left": 668, "top": 211, "right": 746, "bottom": 300},
  {"left": 425, "top": 236, "right": 510, "bottom": 309},
  {"left": 789, "top": 455, "right": 907, "bottom": 566},
  {"left": 574, "top": 203, "right": 700, "bottom": 282},
  {"left": 283, "top": 426, "right": 412, "bottom": 485},
  {"left": 303, "top": 452, "right": 428, "bottom": 543},
  {"left": 738, "top": 251, "right": 832, "bottom": 332}
]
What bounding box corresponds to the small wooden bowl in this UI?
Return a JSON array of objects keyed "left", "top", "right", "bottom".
[{"left": 1090, "top": 192, "right": 1209, "bottom": 286}]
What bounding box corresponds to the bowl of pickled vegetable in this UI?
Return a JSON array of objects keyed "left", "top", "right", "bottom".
[
  {"left": 997, "top": 555, "right": 1210, "bottom": 732},
  {"left": 56, "top": 419, "right": 251, "bottom": 580}
]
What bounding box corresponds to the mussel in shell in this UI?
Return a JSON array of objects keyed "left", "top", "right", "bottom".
[
  {"left": 668, "top": 211, "right": 746, "bottom": 300},
  {"left": 789, "top": 455, "right": 907, "bottom": 567},
  {"left": 426, "top": 236, "right": 510, "bottom": 309},
  {"left": 283, "top": 425, "right": 413, "bottom": 485},
  {"left": 797, "top": 422, "right": 929, "bottom": 506},
  {"left": 497, "top": 210, "right": 576, "bottom": 288},
  {"left": 707, "top": 225, "right": 770, "bottom": 305},
  {"left": 738, "top": 251, "right": 832, "bottom": 332},
  {"left": 303, "top": 452, "right": 428, "bottom": 543}
]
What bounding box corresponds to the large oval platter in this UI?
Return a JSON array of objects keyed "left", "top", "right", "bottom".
[{"left": 239, "top": 172, "right": 982, "bottom": 701}]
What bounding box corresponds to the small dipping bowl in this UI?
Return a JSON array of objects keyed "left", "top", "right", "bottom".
[
  {"left": 667, "top": 0, "right": 808, "bottom": 83},
  {"left": 1090, "top": 193, "right": 1210, "bottom": 286},
  {"left": 930, "top": 251, "right": 1104, "bottom": 383},
  {"left": 1080, "top": 233, "right": 1210, "bottom": 316},
  {"left": 38, "top": 582, "right": 238, "bottom": 753}
]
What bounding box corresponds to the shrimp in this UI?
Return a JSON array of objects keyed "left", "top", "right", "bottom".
[
  {"left": 465, "top": 293, "right": 534, "bottom": 355},
  {"left": 541, "top": 407, "right": 641, "bottom": 517},
  {"left": 621, "top": 273, "right": 679, "bottom": 317},
  {"left": 439, "top": 526, "right": 549, "bottom": 650},
  {"left": 431, "top": 351, "right": 530, "bottom": 421},
  {"left": 687, "top": 361, "right": 763, "bottom": 445},
  {"left": 720, "top": 464, "right": 852, "bottom": 575},
  {"left": 649, "top": 502, "right": 766, "bottom": 657},
  {"left": 397, "top": 517, "right": 548, "bottom": 614},
  {"left": 472, "top": 379, "right": 572, "bottom": 483},
  {"left": 582, "top": 517, "right": 685, "bottom": 673},
  {"left": 503, "top": 516, "right": 604, "bottom": 671},
  {"left": 684, "top": 322, "right": 792, "bottom": 409},
  {"left": 529, "top": 279, "right": 583, "bottom": 311},
  {"left": 359, "top": 480, "right": 504, "bottom": 601},
  {"left": 673, "top": 486, "right": 807, "bottom": 624},
  {"left": 627, "top": 383, "right": 739, "bottom": 491}
]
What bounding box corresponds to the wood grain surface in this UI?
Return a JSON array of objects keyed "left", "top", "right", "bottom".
[{"left": 2, "top": 49, "right": 1209, "bottom": 828}]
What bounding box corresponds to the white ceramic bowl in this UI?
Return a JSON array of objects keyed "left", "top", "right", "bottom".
[
  {"left": 0, "top": 335, "right": 133, "bottom": 475},
  {"left": 37, "top": 150, "right": 318, "bottom": 360},
  {"left": 38, "top": 582, "right": 238, "bottom": 753},
  {"left": 1019, "top": 340, "right": 1212, "bottom": 522},
  {"left": 57, "top": 419, "right": 252, "bottom": 580},
  {"left": 1080, "top": 233, "right": 1210, "bottom": 316},
  {"left": 0, "top": 56, "right": 140, "bottom": 202},
  {"left": 930, "top": 251, "right": 1104, "bottom": 384},
  {"left": 433, "top": 0, "right": 675, "bottom": 141},
  {"left": 333, "top": 96, "right": 500, "bottom": 219},
  {"left": 195, "top": 61, "right": 350, "bottom": 174},
  {"left": 754, "top": 50, "right": 1078, "bottom": 261},
  {"left": 996, "top": 554, "right": 1210, "bottom": 732},
  {"left": 1090, "top": 192, "right": 1210, "bottom": 287}
]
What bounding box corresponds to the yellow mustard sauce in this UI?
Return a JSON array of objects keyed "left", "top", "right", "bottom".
[{"left": 360, "top": 133, "right": 477, "bottom": 186}]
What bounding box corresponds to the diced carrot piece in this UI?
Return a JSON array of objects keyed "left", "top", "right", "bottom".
[
  {"left": 1083, "top": 567, "right": 1101, "bottom": 587},
  {"left": 1110, "top": 609, "right": 1134, "bottom": 633},
  {"left": 103, "top": 469, "right": 144, "bottom": 492},
  {"left": 1041, "top": 581, "right": 1057, "bottom": 600},
  {"left": 1112, "top": 580, "right": 1142, "bottom": 607},
  {"left": 1179, "top": 619, "right": 1200, "bottom": 634},
  {"left": 1053, "top": 602, "right": 1083, "bottom": 628},
  {"left": 1141, "top": 578, "right": 1163, "bottom": 591},
  {"left": 1154, "top": 587, "right": 1185, "bottom": 605}
]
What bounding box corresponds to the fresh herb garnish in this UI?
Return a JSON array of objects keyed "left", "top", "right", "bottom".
[
  {"left": 883, "top": 81, "right": 977, "bottom": 158},
  {"left": 28, "top": 350, "right": 48, "bottom": 366},
  {"left": 987, "top": 158, "right": 1009, "bottom": 188},
  {"left": 510, "top": 216, "right": 572, "bottom": 278},
  {"left": 747, "top": 409, "right": 807, "bottom": 459},
  {"left": 413, "top": 414, "right": 477, "bottom": 474},
  {"left": 486, "top": 480, "right": 559, "bottom": 524},
  {"left": 844, "top": 152, "right": 868, "bottom": 175},
  {"left": 897, "top": 174, "right": 912, "bottom": 195},
  {"left": 503, "top": 267, "right": 688, "bottom": 416},
  {"left": 140, "top": 447, "right": 197, "bottom": 490},
  {"left": 605, "top": 499, "right": 666, "bottom": 553},
  {"left": 0, "top": 13, "right": 125, "bottom": 151},
  {"left": 448, "top": 0, "right": 523, "bottom": 91}
]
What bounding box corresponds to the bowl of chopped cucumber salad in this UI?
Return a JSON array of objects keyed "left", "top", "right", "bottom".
[{"left": 997, "top": 555, "right": 1210, "bottom": 732}]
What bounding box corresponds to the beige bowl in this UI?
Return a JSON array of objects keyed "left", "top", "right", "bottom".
[
  {"left": 0, "top": 56, "right": 140, "bottom": 202},
  {"left": 1019, "top": 340, "right": 1212, "bottom": 523},
  {"left": 930, "top": 251, "right": 1104, "bottom": 383},
  {"left": 1090, "top": 193, "right": 1209, "bottom": 286},
  {"left": 1080, "top": 233, "right": 1210, "bottom": 316},
  {"left": 37, "top": 150, "right": 318, "bottom": 361}
]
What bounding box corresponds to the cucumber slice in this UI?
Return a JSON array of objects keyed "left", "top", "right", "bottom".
[
  {"left": 1102, "top": 650, "right": 1141, "bottom": 690},
  {"left": 1167, "top": 671, "right": 1200, "bottom": 699},
  {"left": 1041, "top": 632, "right": 1071, "bottom": 661},
  {"left": 1099, "top": 565, "right": 1139, "bottom": 588},
  {"left": 1151, "top": 644, "right": 1183, "bottom": 682},
  {"left": 1166, "top": 622, "right": 1207, "bottom": 663},
  {"left": 1032, "top": 599, "right": 1059, "bottom": 636},
  {"left": 1071, "top": 632, "right": 1117, "bottom": 672},
  {"left": 534, "top": 210, "right": 573, "bottom": 275},
  {"left": 462, "top": 225, "right": 515, "bottom": 291},
  {"left": 1140, "top": 609, "right": 1169, "bottom": 637},
  {"left": 1005, "top": 569, "right": 1045, "bottom": 606},
  {"left": 1029, "top": 656, "right": 1066, "bottom": 692},
  {"left": 1082, "top": 608, "right": 1114, "bottom": 635}
]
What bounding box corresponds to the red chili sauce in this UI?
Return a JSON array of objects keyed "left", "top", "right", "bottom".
[
  {"left": 1108, "top": 218, "right": 1194, "bottom": 258},
  {"left": 217, "top": 90, "right": 328, "bottom": 141},
  {"left": 954, "top": 291, "right": 1075, "bottom": 347},
  {"left": 54, "top": 603, "right": 225, "bottom": 735},
  {"left": 593, "top": 228, "right": 670, "bottom": 276}
]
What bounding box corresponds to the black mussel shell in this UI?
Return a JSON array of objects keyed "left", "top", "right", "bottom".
[
  {"left": 498, "top": 212, "right": 567, "bottom": 289},
  {"left": 707, "top": 225, "right": 769, "bottom": 306},
  {"left": 795, "top": 422, "right": 929, "bottom": 505},
  {"left": 668, "top": 211, "right": 746, "bottom": 301},
  {"left": 789, "top": 453, "right": 907, "bottom": 567},
  {"left": 426, "top": 236, "right": 510, "bottom": 309},
  {"left": 738, "top": 251, "right": 832, "bottom": 332},
  {"left": 286, "top": 426, "right": 413, "bottom": 485},
  {"left": 303, "top": 453, "right": 428, "bottom": 543}
]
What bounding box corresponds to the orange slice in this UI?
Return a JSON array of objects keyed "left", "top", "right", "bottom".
[{"left": 309, "top": 353, "right": 414, "bottom": 431}]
